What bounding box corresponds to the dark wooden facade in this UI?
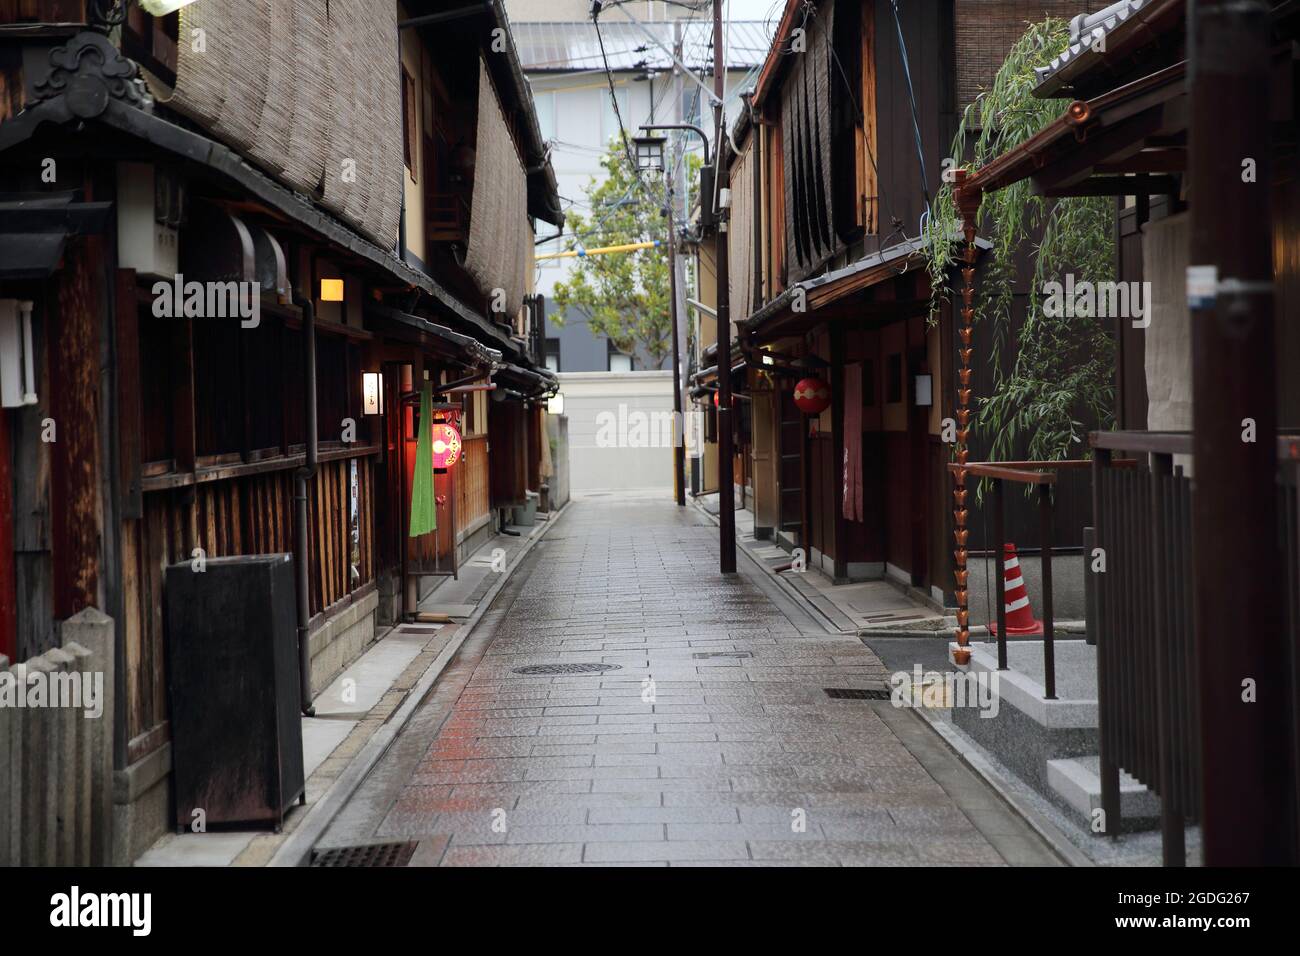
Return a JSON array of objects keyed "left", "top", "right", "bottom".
[
  {"left": 712, "top": 0, "right": 1108, "bottom": 600},
  {"left": 0, "top": 0, "right": 558, "bottom": 861}
]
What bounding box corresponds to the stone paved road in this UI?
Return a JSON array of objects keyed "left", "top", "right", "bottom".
[{"left": 321, "top": 495, "right": 1062, "bottom": 866}]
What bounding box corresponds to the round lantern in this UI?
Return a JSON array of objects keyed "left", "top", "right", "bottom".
[
  {"left": 713, "top": 391, "right": 719, "bottom": 407},
  {"left": 793, "top": 377, "right": 831, "bottom": 415},
  {"left": 430, "top": 423, "right": 462, "bottom": 469}
]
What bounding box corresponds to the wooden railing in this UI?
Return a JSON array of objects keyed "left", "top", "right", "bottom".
[
  {"left": 131, "top": 451, "right": 377, "bottom": 749},
  {"left": 1091, "top": 430, "right": 1300, "bottom": 864},
  {"left": 946, "top": 459, "right": 1123, "bottom": 699}
]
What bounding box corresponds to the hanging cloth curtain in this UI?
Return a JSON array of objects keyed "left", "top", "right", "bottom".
[
  {"left": 409, "top": 383, "right": 437, "bottom": 537},
  {"left": 842, "top": 362, "right": 864, "bottom": 522}
]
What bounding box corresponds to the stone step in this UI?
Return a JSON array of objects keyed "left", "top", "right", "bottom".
[{"left": 1046, "top": 756, "right": 1161, "bottom": 829}]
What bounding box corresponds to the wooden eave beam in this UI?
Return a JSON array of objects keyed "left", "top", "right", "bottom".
[{"left": 1036, "top": 173, "right": 1181, "bottom": 197}]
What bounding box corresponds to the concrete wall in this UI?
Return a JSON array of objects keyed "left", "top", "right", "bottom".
[
  {"left": 559, "top": 370, "right": 675, "bottom": 493},
  {"left": 547, "top": 414, "right": 571, "bottom": 509}
]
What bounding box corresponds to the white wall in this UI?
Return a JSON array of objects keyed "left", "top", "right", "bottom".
[{"left": 559, "top": 370, "right": 676, "bottom": 493}]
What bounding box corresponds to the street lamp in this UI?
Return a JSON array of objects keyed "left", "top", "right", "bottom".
[{"left": 633, "top": 133, "right": 667, "bottom": 176}]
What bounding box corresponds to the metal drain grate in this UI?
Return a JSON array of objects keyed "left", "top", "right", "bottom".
[
  {"left": 824, "top": 687, "right": 891, "bottom": 701},
  {"left": 512, "top": 663, "right": 622, "bottom": 675},
  {"left": 311, "top": 842, "right": 418, "bottom": 867},
  {"left": 692, "top": 651, "right": 753, "bottom": 659}
]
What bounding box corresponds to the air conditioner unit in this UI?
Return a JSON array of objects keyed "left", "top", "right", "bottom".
[
  {"left": 0, "top": 299, "right": 38, "bottom": 408},
  {"left": 116, "top": 162, "right": 183, "bottom": 279}
]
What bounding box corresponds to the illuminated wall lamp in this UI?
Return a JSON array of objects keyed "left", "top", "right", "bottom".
[
  {"left": 362, "top": 372, "right": 384, "bottom": 416},
  {"left": 320, "top": 278, "right": 345, "bottom": 302}
]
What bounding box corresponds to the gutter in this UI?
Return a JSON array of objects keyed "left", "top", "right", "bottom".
[
  {"left": 364, "top": 302, "right": 503, "bottom": 367},
  {"left": 737, "top": 232, "right": 994, "bottom": 338},
  {"left": 962, "top": 59, "right": 1186, "bottom": 197}
]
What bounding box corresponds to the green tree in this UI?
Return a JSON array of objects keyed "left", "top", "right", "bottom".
[
  {"left": 925, "top": 17, "right": 1116, "bottom": 464},
  {"left": 551, "top": 143, "right": 672, "bottom": 370}
]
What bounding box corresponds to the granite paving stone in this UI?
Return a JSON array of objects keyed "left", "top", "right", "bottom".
[{"left": 318, "top": 496, "right": 1061, "bottom": 867}]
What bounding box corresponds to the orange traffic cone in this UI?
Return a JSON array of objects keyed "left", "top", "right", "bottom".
[{"left": 988, "top": 542, "right": 1044, "bottom": 636}]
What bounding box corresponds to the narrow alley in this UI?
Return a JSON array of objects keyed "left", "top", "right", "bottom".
[{"left": 316, "top": 495, "right": 1059, "bottom": 866}]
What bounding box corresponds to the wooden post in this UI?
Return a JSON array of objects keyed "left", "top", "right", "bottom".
[
  {"left": 713, "top": 0, "right": 736, "bottom": 574},
  {"left": 1187, "top": 0, "right": 1293, "bottom": 865}
]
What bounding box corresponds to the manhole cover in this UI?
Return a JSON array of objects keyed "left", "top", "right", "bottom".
[
  {"left": 824, "top": 687, "right": 891, "bottom": 701},
  {"left": 692, "top": 651, "right": 753, "bottom": 659},
  {"left": 512, "top": 663, "right": 622, "bottom": 675},
  {"left": 311, "top": 842, "right": 417, "bottom": 867}
]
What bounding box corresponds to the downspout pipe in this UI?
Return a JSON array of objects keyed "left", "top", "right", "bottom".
[{"left": 293, "top": 294, "right": 319, "bottom": 716}]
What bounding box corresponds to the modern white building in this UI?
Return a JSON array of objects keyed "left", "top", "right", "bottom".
[{"left": 505, "top": 1, "right": 772, "bottom": 372}]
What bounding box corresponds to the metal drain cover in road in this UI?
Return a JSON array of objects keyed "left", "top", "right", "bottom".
[
  {"left": 512, "top": 663, "right": 622, "bottom": 675},
  {"left": 311, "top": 842, "right": 418, "bottom": 867},
  {"left": 824, "top": 687, "right": 891, "bottom": 700}
]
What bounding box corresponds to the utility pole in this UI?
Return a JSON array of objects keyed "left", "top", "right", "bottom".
[
  {"left": 1188, "top": 0, "right": 1294, "bottom": 864},
  {"left": 713, "top": 0, "right": 736, "bottom": 573},
  {"left": 669, "top": 20, "right": 685, "bottom": 506}
]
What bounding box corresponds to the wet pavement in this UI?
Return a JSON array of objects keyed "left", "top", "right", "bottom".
[{"left": 319, "top": 494, "right": 1062, "bottom": 866}]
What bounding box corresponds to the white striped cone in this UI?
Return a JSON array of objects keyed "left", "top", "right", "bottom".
[{"left": 989, "top": 542, "right": 1043, "bottom": 636}]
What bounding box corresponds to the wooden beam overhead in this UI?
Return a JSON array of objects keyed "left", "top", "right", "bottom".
[
  {"left": 1095, "top": 148, "right": 1187, "bottom": 173},
  {"left": 1035, "top": 173, "right": 1181, "bottom": 197}
]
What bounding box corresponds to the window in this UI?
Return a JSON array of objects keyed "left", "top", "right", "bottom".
[
  {"left": 534, "top": 91, "right": 556, "bottom": 143},
  {"left": 545, "top": 338, "right": 560, "bottom": 373},
  {"left": 462, "top": 388, "right": 476, "bottom": 434},
  {"left": 608, "top": 351, "right": 633, "bottom": 373}
]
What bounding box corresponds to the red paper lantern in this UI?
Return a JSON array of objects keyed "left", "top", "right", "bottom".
[
  {"left": 713, "top": 391, "right": 719, "bottom": 407},
  {"left": 793, "top": 377, "right": 831, "bottom": 415},
  {"left": 430, "top": 423, "right": 462, "bottom": 468}
]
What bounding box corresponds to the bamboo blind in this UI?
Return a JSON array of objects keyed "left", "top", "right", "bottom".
[
  {"left": 462, "top": 56, "right": 530, "bottom": 320},
  {"left": 161, "top": 0, "right": 400, "bottom": 247},
  {"left": 728, "top": 137, "right": 756, "bottom": 323},
  {"left": 779, "top": 0, "right": 840, "bottom": 281}
]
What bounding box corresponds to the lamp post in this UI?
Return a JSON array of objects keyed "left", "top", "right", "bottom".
[{"left": 640, "top": 123, "right": 710, "bottom": 509}]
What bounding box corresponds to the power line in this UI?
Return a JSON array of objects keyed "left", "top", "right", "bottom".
[{"left": 594, "top": 7, "right": 638, "bottom": 175}]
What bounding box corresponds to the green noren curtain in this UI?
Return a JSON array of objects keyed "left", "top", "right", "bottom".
[{"left": 409, "top": 383, "right": 437, "bottom": 537}]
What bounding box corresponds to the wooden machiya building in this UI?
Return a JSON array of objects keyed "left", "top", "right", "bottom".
[
  {"left": 701, "top": 0, "right": 1084, "bottom": 603},
  {"left": 0, "top": 0, "right": 559, "bottom": 861}
]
